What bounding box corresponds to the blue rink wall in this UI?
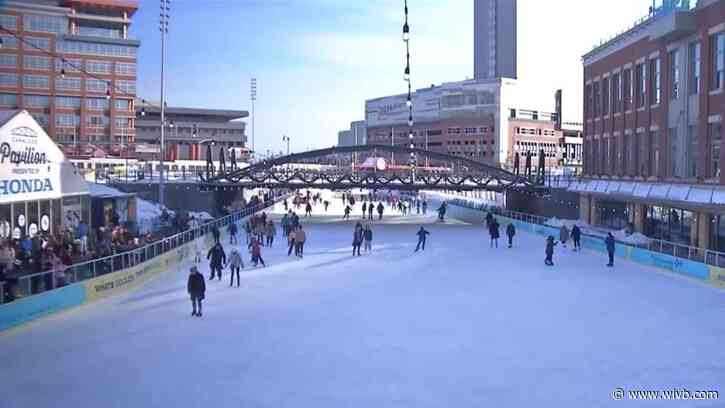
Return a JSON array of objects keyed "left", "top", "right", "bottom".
[{"left": 446, "top": 201, "right": 718, "bottom": 287}]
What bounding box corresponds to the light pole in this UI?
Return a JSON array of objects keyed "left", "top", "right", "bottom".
[
  {"left": 402, "top": 0, "right": 415, "bottom": 182},
  {"left": 159, "top": 0, "right": 170, "bottom": 209},
  {"left": 282, "top": 134, "right": 290, "bottom": 156},
  {"left": 251, "top": 77, "right": 257, "bottom": 160}
]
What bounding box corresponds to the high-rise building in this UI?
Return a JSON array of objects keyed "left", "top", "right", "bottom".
[
  {"left": 474, "top": 0, "right": 517, "bottom": 80},
  {"left": 0, "top": 0, "right": 139, "bottom": 158}
]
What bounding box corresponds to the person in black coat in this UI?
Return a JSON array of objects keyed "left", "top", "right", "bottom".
[
  {"left": 207, "top": 242, "right": 226, "bottom": 281},
  {"left": 352, "top": 225, "right": 363, "bottom": 256},
  {"left": 571, "top": 225, "right": 582, "bottom": 251},
  {"left": 228, "top": 222, "right": 238, "bottom": 245},
  {"left": 605, "top": 233, "right": 615, "bottom": 267},
  {"left": 488, "top": 219, "right": 500, "bottom": 248},
  {"left": 415, "top": 227, "right": 430, "bottom": 252},
  {"left": 377, "top": 203, "right": 384, "bottom": 220},
  {"left": 506, "top": 223, "right": 516, "bottom": 248},
  {"left": 211, "top": 225, "right": 220, "bottom": 244},
  {"left": 545, "top": 235, "right": 558, "bottom": 266},
  {"left": 187, "top": 266, "right": 206, "bottom": 317},
  {"left": 485, "top": 212, "right": 493, "bottom": 228}
]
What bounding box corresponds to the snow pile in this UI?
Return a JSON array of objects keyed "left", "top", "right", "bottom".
[
  {"left": 612, "top": 229, "right": 651, "bottom": 246},
  {"left": 545, "top": 217, "right": 580, "bottom": 229}
]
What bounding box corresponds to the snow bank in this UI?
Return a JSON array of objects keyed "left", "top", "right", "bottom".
[
  {"left": 612, "top": 229, "right": 651, "bottom": 246},
  {"left": 545, "top": 217, "right": 580, "bottom": 229}
]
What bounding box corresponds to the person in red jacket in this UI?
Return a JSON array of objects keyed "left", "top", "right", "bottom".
[
  {"left": 249, "top": 238, "right": 266, "bottom": 267},
  {"left": 187, "top": 266, "right": 206, "bottom": 317}
]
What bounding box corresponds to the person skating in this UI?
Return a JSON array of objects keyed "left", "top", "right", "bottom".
[
  {"left": 343, "top": 205, "right": 351, "bottom": 220},
  {"left": 245, "top": 221, "right": 253, "bottom": 244},
  {"left": 559, "top": 225, "right": 569, "bottom": 248},
  {"left": 571, "top": 224, "right": 582, "bottom": 251},
  {"left": 377, "top": 202, "right": 384, "bottom": 220},
  {"left": 437, "top": 202, "right": 447, "bottom": 221},
  {"left": 212, "top": 225, "right": 220, "bottom": 244},
  {"left": 207, "top": 242, "right": 226, "bottom": 281},
  {"left": 295, "top": 226, "right": 306, "bottom": 258},
  {"left": 415, "top": 226, "right": 430, "bottom": 252},
  {"left": 228, "top": 248, "right": 244, "bottom": 287},
  {"left": 361, "top": 202, "right": 368, "bottom": 219},
  {"left": 249, "top": 238, "right": 266, "bottom": 267},
  {"left": 489, "top": 218, "right": 500, "bottom": 248},
  {"left": 187, "top": 266, "right": 206, "bottom": 317},
  {"left": 485, "top": 212, "right": 493, "bottom": 228},
  {"left": 422, "top": 200, "right": 428, "bottom": 215},
  {"left": 287, "top": 227, "right": 297, "bottom": 256},
  {"left": 228, "top": 222, "right": 238, "bottom": 245},
  {"left": 324, "top": 200, "right": 330, "bottom": 212},
  {"left": 283, "top": 199, "right": 289, "bottom": 211},
  {"left": 416, "top": 200, "right": 421, "bottom": 214},
  {"left": 506, "top": 222, "right": 516, "bottom": 248},
  {"left": 266, "top": 220, "right": 276, "bottom": 247},
  {"left": 605, "top": 232, "right": 615, "bottom": 267},
  {"left": 363, "top": 225, "right": 373, "bottom": 252},
  {"left": 305, "top": 202, "right": 312, "bottom": 217},
  {"left": 352, "top": 224, "right": 363, "bottom": 256},
  {"left": 545, "top": 235, "right": 558, "bottom": 266},
  {"left": 194, "top": 237, "right": 203, "bottom": 263}
]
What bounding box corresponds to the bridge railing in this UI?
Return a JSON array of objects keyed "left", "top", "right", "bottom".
[
  {"left": 0, "top": 194, "right": 285, "bottom": 305},
  {"left": 445, "top": 197, "right": 725, "bottom": 269}
]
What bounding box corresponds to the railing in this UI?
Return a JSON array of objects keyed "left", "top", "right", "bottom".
[
  {"left": 445, "top": 197, "right": 725, "bottom": 269},
  {"left": 0, "top": 194, "right": 284, "bottom": 304}
]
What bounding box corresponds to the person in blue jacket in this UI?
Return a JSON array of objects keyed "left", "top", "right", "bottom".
[
  {"left": 415, "top": 227, "right": 430, "bottom": 252},
  {"left": 605, "top": 232, "right": 616, "bottom": 267}
]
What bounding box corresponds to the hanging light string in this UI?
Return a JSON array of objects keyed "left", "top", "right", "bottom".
[{"left": 402, "top": 0, "right": 416, "bottom": 175}]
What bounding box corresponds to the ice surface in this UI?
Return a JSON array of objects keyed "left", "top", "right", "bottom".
[{"left": 1, "top": 192, "right": 724, "bottom": 408}]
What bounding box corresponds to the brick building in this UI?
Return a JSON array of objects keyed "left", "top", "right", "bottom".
[
  {"left": 0, "top": 0, "right": 139, "bottom": 158},
  {"left": 580, "top": 0, "right": 725, "bottom": 250},
  {"left": 508, "top": 109, "right": 583, "bottom": 173}
]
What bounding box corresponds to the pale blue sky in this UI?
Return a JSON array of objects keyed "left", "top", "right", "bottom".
[{"left": 130, "top": 0, "right": 652, "bottom": 156}]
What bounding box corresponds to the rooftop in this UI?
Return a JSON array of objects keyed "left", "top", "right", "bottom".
[{"left": 135, "top": 103, "right": 248, "bottom": 120}]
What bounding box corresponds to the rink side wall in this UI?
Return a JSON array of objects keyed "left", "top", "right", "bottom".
[
  {"left": 0, "top": 199, "right": 276, "bottom": 333},
  {"left": 446, "top": 202, "right": 721, "bottom": 288}
]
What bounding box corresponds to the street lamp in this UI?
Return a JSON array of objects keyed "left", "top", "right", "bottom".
[
  {"left": 159, "top": 0, "right": 170, "bottom": 209},
  {"left": 282, "top": 134, "right": 290, "bottom": 156}
]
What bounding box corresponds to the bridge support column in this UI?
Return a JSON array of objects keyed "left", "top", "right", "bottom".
[
  {"left": 696, "top": 211, "right": 712, "bottom": 251},
  {"left": 632, "top": 203, "right": 646, "bottom": 234}
]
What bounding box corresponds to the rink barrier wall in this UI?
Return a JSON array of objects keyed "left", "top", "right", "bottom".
[
  {"left": 0, "top": 196, "right": 286, "bottom": 333},
  {"left": 445, "top": 201, "right": 717, "bottom": 287}
]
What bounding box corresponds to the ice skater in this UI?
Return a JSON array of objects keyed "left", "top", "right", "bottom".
[
  {"left": 305, "top": 202, "right": 312, "bottom": 217},
  {"left": 344, "top": 205, "right": 352, "bottom": 220},
  {"left": 229, "top": 222, "right": 238, "bottom": 245},
  {"left": 352, "top": 223, "right": 363, "bottom": 256},
  {"left": 545, "top": 235, "right": 558, "bottom": 266},
  {"left": 415, "top": 226, "right": 430, "bottom": 252},
  {"left": 265, "top": 220, "right": 275, "bottom": 247},
  {"left": 295, "top": 225, "right": 306, "bottom": 258},
  {"left": 506, "top": 222, "right": 516, "bottom": 248},
  {"left": 605, "top": 232, "right": 615, "bottom": 267},
  {"left": 362, "top": 202, "right": 368, "bottom": 219},
  {"left": 377, "top": 202, "right": 384, "bottom": 220},
  {"left": 437, "top": 202, "right": 447, "bottom": 221},
  {"left": 324, "top": 200, "right": 330, "bottom": 212},
  {"left": 287, "top": 227, "right": 297, "bottom": 256},
  {"left": 571, "top": 224, "right": 582, "bottom": 251},
  {"left": 559, "top": 225, "right": 569, "bottom": 248},
  {"left": 489, "top": 218, "right": 500, "bottom": 248},
  {"left": 228, "top": 248, "right": 244, "bottom": 287},
  {"left": 207, "top": 242, "right": 226, "bottom": 281},
  {"left": 249, "top": 238, "right": 266, "bottom": 267},
  {"left": 422, "top": 200, "right": 427, "bottom": 215},
  {"left": 187, "top": 266, "right": 205, "bottom": 317},
  {"left": 363, "top": 225, "right": 373, "bottom": 252},
  {"left": 194, "top": 237, "right": 203, "bottom": 263}
]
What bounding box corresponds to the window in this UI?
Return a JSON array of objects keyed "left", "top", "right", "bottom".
[
  {"left": 712, "top": 122, "right": 722, "bottom": 179},
  {"left": 602, "top": 78, "right": 609, "bottom": 115},
  {"left": 114, "top": 99, "right": 131, "bottom": 111},
  {"left": 612, "top": 73, "right": 621, "bottom": 113},
  {"left": 447, "top": 128, "right": 461, "bottom": 134},
  {"left": 56, "top": 77, "right": 81, "bottom": 90},
  {"left": 637, "top": 130, "right": 646, "bottom": 176},
  {"left": 0, "top": 14, "right": 18, "bottom": 30},
  {"left": 55, "top": 96, "right": 81, "bottom": 108},
  {"left": 593, "top": 81, "right": 600, "bottom": 116},
  {"left": 23, "top": 55, "right": 50, "bottom": 70},
  {"left": 0, "top": 35, "right": 18, "bottom": 49},
  {"left": 116, "top": 62, "right": 136, "bottom": 76},
  {"left": 0, "top": 54, "right": 17, "bottom": 68},
  {"left": 650, "top": 58, "right": 661, "bottom": 104},
  {"left": 23, "top": 74, "right": 49, "bottom": 89},
  {"left": 57, "top": 40, "right": 136, "bottom": 58},
  {"left": 0, "top": 93, "right": 17, "bottom": 108},
  {"left": 649, "top": 130, "right": 659, "bottom": 177},
  {"left": 86, "top": 115, "right": 109, "bottom": 127},
  {"left": 687, "top": 125, "right": 698, "bottom": 178},
  {"left": 23, "top": 94, "right": 49, "bottom": 108},
  {"left": 86, "top": 97, "right": 109, "bottom": 110},
  {"left": 621, "top": 134, "right": 628, "bottom": 174},
  {"left": 86, "top": 78, "right": 109, "bottom": 92},
  {"left": 24, "top": 14, "right": 67, "bottom": 34},
  {"left": 669, "top": 50, "right": 680, "bottom": 100},
  {"left": 116, "top": 80, "right": 136, "bottom": 94},
  {"left": 712, "top": 32, "right": 724, "bottom": 90},
  {"left": 24, "top": 36, "right": 51, "bottom": 51},
  {"left": 689, "top": 42, "right": 701, "bottom": 95},
  {"left": 86, "top": 60, "right": 113, "bottom": 74},
  {"left": 0, "top": 73, "right": 17, "bottom": 87},
  {"left": 30, "top": 113, "right": 48, "bottom": 127},
  {"left": 77, "top": 25, "right": 122, "bottom": 39},
  {"left": 55, "top": 58, "right": 82, "bottom": 73},
  {"left": 669, "top": 127, "right": 680, "bottom": 178},
  {"left": 55, "top": 113, "right": 78, "bottom": 126},
  {"left": 115, "top": 117, "right": 131, "bottom": 128},
  {"left": 635, "top": 63, "right": 646, "bottom": 107},
  {"left": 623, "top": 68, "right": 632, "bottom": 110},
  {"left": 585, "top": 84, "right": 592, "bottom": 118}
]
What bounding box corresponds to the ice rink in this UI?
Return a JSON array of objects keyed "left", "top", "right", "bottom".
[{"left": 1, "top": 194, "right": 724, "bottom": 407}]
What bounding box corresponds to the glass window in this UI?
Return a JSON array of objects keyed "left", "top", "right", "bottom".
[
  {"left": 114, "top": 99, "right": 131, "bottom": 111},
  {"left": 77, "top": 25, "right": 122, "bottom": 39},
  {"left": 115, "top": 117, "right": 131, "bottom": 128},
  {"left": 55, "top": 95, "right": 81, "bottom": 108},
  {"left": 649, "top": 129, "right": 660, "bottom": 177},
  {"left": 24, "top": 14, "right": 67, "bottom": 34},
  {"left": 115, "top": 62, "right": 136, "bottom": 76},
  {"left": 0, "top": 93, "right": 17, "bottom": 108},
  {"left": 669, "top": 50, "right": 680, "bottom": 100},
  {"left": 593, "top": 81, "right": 600, "bottom": 116},
  {"left": 57, "top": 40, "right": 137, "bottom": 58},
  {"left": 86, "top": 78, "right": 109, "bottom": 92},
  {"left": 637, "top": 131, "right": 646, "bottom": 176},
  {"left": 13, "top": 202, "right": 26, "bottom": 237},
  {"left": 623, "top": 68, "right": 632, "bottom": 110},
  {"left": 0, "top": 35, "right": 18, "bottom": 49},
  {"left": 602, "top": 78, "right": 609, "bottom": 115},
  {"left": 24, "top": 36, "right": 51, "bottom": 51},
  {"left": 116, "top": 80, "right": 136, "bottom": 94},
  {"left": 86, "top": 60, "right": 113, "bottom": 74},
  {"left": 712, "top": 122, "right": 722, "bottom": 178},
  {"left": 687, "top": 125, "right": 698, "bottom": 178},
  {"left": 23, "top": 74, "right": 49, "bottom": 89},
  {"left": 598, "top": 199, "right": 629, "bottom": 230},
  {"left": 712, "top": 32, "right": 724, "bottom": 90},
  {"left": 0, "top": 54, "right": 17, "bottom": 68},
  {"left": 689, "top": 42, "right": 701, "bottom": 95},
  {"left": 86, "top": 115, "right": 109, "bottom": 127},
  {"left": 0, "top": 14, "right": 18, "bottom": 30},
  {"left": 585, "top": 84, "right": 592, "bottom": 118},
  {"left": 669, "top": 127, "right": 680, "bottom": 178},
  {"left": 23, "top": 55, "right": 50, "bottom": 70},
  {"left": 55, "top": 113, "right": 78, "bottom": 126},
  {"left": 612, "top": 73, "right": 620, "bottom": 113},
  {"left": 23, "top": 94, "right": 49, "bottom": 108},
  {"left": 55, "top": 58, "right": 82, "bottom": 73},
  {"left": 0, "top": 73, "right": 17, "bottom": 87},
  {"left": 650, "top": 58, "right": 661, "bottom": 104},
  {"left": 636, "top": 63, "right": 646, "bottom": 107},
  {"left": 30, "top": 113, "right": 48, "bottom": 127},
  {"left": 86, "top": 97, "right": 109, "bottom": 110},
  {"left": 56, "top": 77, "right": 81, "bottom": 90}
]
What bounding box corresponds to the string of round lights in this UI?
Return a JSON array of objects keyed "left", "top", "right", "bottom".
[{"left": 402, "top": 0, "right": 416, "bottom": 180}]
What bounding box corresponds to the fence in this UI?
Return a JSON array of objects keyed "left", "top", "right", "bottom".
[
  {"left": 444, "top": 197, "right": 725, "bottom": 270},
  {"left": 0, "top": 195, "right": 283, "bottom": 305}
]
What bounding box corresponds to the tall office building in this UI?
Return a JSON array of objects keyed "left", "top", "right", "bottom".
[
  {"left": 0, "top": 0, "right": 139, "bottom": 158},
  {"left": 474, "top": 0, "right": 517, "bottom": 80}
]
